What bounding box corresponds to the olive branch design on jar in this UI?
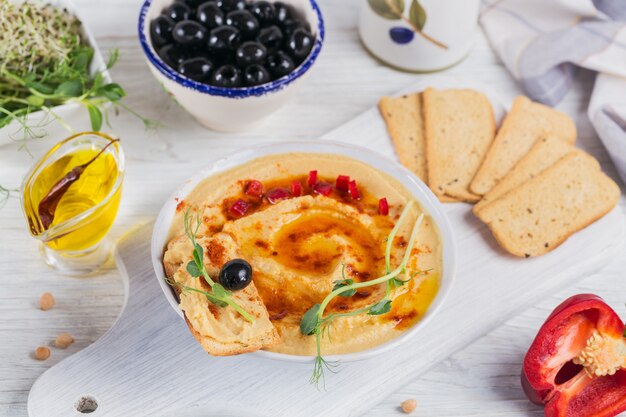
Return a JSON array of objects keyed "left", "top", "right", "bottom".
[{"left": 368, "top": 0, "right": 448, "bottom": 49}]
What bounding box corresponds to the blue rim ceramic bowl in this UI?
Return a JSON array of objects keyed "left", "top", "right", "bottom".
[{"left": 138, "top": 0, "right": 325, "bottom": 132}]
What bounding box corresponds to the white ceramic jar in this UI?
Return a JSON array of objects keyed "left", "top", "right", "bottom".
[{"left": 359, "top": 0, "right": 480, "bottom": 72}]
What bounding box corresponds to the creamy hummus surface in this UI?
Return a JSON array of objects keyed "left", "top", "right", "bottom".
[{"left": 166, "top": 153, "right": 443, "bottom": 355}]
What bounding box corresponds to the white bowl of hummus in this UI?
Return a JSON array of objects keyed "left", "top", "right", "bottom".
[{"left": 151, "top": 141, "right": 456, "bottom": 365}]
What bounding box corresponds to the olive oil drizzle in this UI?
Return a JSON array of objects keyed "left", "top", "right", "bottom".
[
  {"left": 37, "top": 139, "right": 119, "bottom": 230},
  {"left": 300, "top": 201, "right": 427, "bottom": 388}
]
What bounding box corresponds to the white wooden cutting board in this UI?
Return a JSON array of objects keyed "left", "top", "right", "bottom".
[{"left": 28, "top": 77, "right": 626, "bottom": 417}]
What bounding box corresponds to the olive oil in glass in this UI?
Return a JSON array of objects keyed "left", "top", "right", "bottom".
[{"left": 21, "top": 132, "right": 125, "bottom": 275}]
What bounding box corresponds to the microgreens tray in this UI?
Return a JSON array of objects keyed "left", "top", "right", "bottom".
[{"left": 0, "top": 0, "right": 111, "bottom": 147}]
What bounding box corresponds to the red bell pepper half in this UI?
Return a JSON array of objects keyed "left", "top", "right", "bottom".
[{"left": 522, "top": 294, "right": 626, "bottom": 417}]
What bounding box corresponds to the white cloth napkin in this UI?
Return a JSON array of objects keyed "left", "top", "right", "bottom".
[{"left": 480, "top": 0, "right": 626, "bottom": 185}]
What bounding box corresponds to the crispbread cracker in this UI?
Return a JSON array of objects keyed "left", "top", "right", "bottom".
[
  {"left": 379, "top": 94, "right": 427, "bottom": 182},
  {"left": 470, "top": 96, "right": 577, "bottom": 195},
  {"left": 475, "top": 152, "right": 620, "bottom": 257},
  {"left": 439, "top": 194, "right": 460, "bottom": 203},
  {"left": 164, "top": 234, "right": 278, "bottom": 356},
  {"left": 423, "top": 88, "right": 495, "bottom": 202},
  {"left": 474, "top": 136, "right": 574, "bottom": 212}
]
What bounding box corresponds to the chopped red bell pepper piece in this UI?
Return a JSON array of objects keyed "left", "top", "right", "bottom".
[
  {"left": 378, "top": 198, "right": 389, "bottom": 215},
  {"left": 335, "top": 175, "right": 350, "bottom": 192},
  {"left": 348, "top": 180, "right": 361, "bottom": 200},
  {"left": 313, "top": 182, "right": 333, "bottom": 196},
  {"left": 291, "top": 180, "right": 302, "bottom": 197},
  {"left": 266, "top": 187, "right": 291, "bottom": 204},
  {"left": 307, "top": 170, "right": 318, "bottom": 187},
  {"left": 522, "top": 294, "right": 626, "bottom": 417},
  {"left": 245, "top": 180, "right": 264, "bottom": 197},
  {"left": 229, "top": 199, "right": 249, "bottom": 217}
]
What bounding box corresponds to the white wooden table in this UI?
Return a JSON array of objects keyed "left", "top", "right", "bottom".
[{"left": 0, "top": 1, "right": 624, "bottom": 416}]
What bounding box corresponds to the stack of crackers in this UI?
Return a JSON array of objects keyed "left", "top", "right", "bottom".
[{"left": 380, "top": 89, "right": 621, "bottom": 258}]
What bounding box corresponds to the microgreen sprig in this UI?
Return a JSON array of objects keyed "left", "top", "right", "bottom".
[
  {"left": 0, "top": 185, "right": 19, "bottom": 209},
  {"left": 300, "top": 201, "right": 426, "bottom": 387},
  {"left": 0, "top": 3, "right": 159, "bottom": 151},
  {"left": 167, "top": 209, "right": 255, "bottom": 323}
]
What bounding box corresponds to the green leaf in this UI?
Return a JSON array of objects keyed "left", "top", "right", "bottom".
[
  {"left": 97, "top": 83, "right": 126, "bottom": 101},
  {"left": 368, "top": 0, "right": 404, "bottom": 20},
  {"left": 368, "top": 299, "right": 392, "bottom": 316},
  {"left": 26, "top": 95, "right": 45, "bottom": 107},
  {"left": 206, "top": 293, "right": 228, "bottom": 307},
  {"left": 72, "top": 49, "right": 93, "bottom": 73},
  {"left": 25, "top": 80, "right": 54, "bottom": 95},
  {"left": 193, "top": 243, "right": 204, "bottom": 266},
  {"left": 86, "top": 104, "right": 103, "bottom": 131},
  {"left": 55, "top": 80, "right": 83, "bottom": 97},
  {"left": 186, "top": 261, "right": 202, "bottom": 277},
  {"left": 332, "top": 279, "right": 357, "bottom": 297},
  {"left": 92, "top": 73, "right": 104, "bottom": 91},
  {"left": 211, "top": 283, "right": 232, "bottom": 299},
  {"left": 409, "top": 0, "right": 427, "bottom": 31},
  {"left": 389, "top": 277, "right": 409, "bottom": 289},
  {"left": 300, "top": 304, "right": 321, "bottom": 335},
  {"left": 106, "top": 48, "right": 120, "bottom": 70}
]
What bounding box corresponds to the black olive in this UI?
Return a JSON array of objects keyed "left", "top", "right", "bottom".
[
  {"left": 273, "top": 1, "right": 292, "bottom": 24},
  {"left": 158, "top": 44, "right": 189, "bottom": 68},
  {"left": 256, "top": 25, "right": 283, "bottom": 51},
  {"left": 285, "top": 28, "right": 314, "bottom": 63},
  {"left": 243, "top": 64, "right": 271, "bottom": 86},
  {"left": 163, "top": 2, "right": 191, "bottom": 22},
  {"left": 207, "top": 25, "right": 241, "bottom": 54},
  {"left": 178, "top": 57, "right": 213, "bottom": 81},
  {"left": 217, "top": 0, "right": 245, "bottom": 13},
  {"left": 210, "top": 64, "right": 243, "bottom": 87},
  {"left": 196, "top": 2, "right": 224, "bottom": 29},
  {"left": 235, "top": 41, "right": 267, "bottom": 67},
  {"left": 150, "top": 15, "right": 176, "bottom": 48},
  {"left": 173, "top": 20, "right": 207, "bottom": 47},
  {"left": 183, "top": 0, "right": 205, "bottom": 6},
  {"left": 282, "top": 18, "right": 310, "bottom": 37},
  {"left": 248, "top": 1, "right": 275, "bottom": 25},
  {"left": 218, "top": 259, "right": 253, "bottom": 291},
  {"left": 226, "top": 10, "right": 260, "bottom": 39},
  {"left": 266, "top": 50, "right": 294, "bottom": 79}
]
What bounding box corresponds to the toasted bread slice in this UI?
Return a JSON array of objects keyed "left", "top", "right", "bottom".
[
  {"left": 474, "top": 136, "right": 574, "bottom": 213},
  {"left": 379, "top": 94, "right": 428, "bottom": 183},
  {"left": 423, "top": 88, "right": 496, "bottom": 202},
  {"left": 475, "top": 152, "right": 620, "bottom": 257},
  {"left": 164, "top": 233, "right": 278, "bottom": 356},
  {"left": 470, "top": 96, "right": 576, "bottom": 195}
]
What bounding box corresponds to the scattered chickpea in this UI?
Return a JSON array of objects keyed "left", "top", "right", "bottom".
[
  {"left": 39, "top": 292, "right": 55, "bottom": 310},
  {"left": 400, "top": 399, "right": 417, "bottom": 414},
  {"left": 34, "top": 346, "right": 50, "bottom": 361},
  {"left": 54, "top": 332, "right": 74, "bottom": 349}
]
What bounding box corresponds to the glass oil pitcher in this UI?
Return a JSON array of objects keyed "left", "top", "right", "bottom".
[{"left": 21, "top": 132, "right": 124, "bottom": 276}]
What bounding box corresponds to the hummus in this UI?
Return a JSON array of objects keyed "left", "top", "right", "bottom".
[{"left": 165, "top": 153, "right": 442, "bottom": 356}]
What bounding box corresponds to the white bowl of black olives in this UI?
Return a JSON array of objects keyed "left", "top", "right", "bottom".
[{"left": 138, "top": 0, "right": 324, "bottom": 132}]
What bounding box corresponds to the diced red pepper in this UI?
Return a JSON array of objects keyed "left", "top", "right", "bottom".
[
  {"left": 313, "top": 182, "right": 333, "bottom": 196},
  {"left": 378, "top": 198, "right": 389, "bottom": 215},
  {"left": 522, "top": 294, "right": 626, "bottom": 417},
  {"left": 335, "top": 175, "right": 350, "bottom": 192},
  {"left": 307, "top": 170, "right": 318, "bottom": 187},
  {"left": 266, "top": 187, "right": 292, "bottom": 204},
  {"left": 229, "top": 199, "right": 249, "bottom": 217},
  {"left": 348, "top": 180, "right": 361, "bottom": 200},
  {"left": 291, "top": 180, "right": 302, "bottom": 197},
  {"left": 245, "top": 180, "right": 264, "bottom": 197}
]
